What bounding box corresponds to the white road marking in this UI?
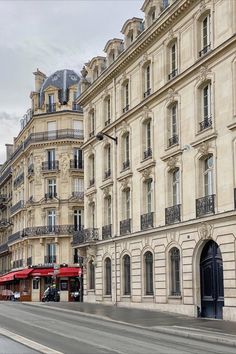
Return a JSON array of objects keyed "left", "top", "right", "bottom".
[{"left": 0, "top": 327, "right": 63, "bottom": 354}]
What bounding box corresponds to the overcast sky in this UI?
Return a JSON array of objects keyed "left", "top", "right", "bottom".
[{"left": 0, "top": 0, "right": 143, "bottom": 163}]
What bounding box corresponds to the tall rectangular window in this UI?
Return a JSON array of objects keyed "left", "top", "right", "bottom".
[
  {"left": 46, "top": 243, "right": 56, "bottom": 263},
  {"left": 107, "top": 196, "right": 112, "bottom": 225},
  {"left": 107, "top": 98, "right": 111, "bottom": 121},
  {"left": 74, "top": 148, "right": 83, "bottom": 168},
  {"left": 200, "top": 15, "right": 211, "bottom": 56},
  {"left": 204, "top": 156, "right": 213, "bottom": 196},
  {"left": 171, "top": 43, "right": 176, "bottom": 72},
  {"left": 173, "top": 169, "right": 180, "bottom": 205},
  {"left": 48, "top": 179, "right": 56, "bottom": 198},
  {"left": 125, "top": 134, "right": 129, "bottom": 162},
  {"left": 203, "top": 84, "right": 211, "bottom": 119},
  {"left": 47, "top": 210, "right": 56, "bottom": 232},
  {"left": 74, "top": 209, "right": 84, "bottom": 231},
  {"left": 125, "top": 189, "right": 131, "bottom": 219},
  {"left": 47, "top": 121, "right": 56, "bottom": 139},
  {"left": 146, "top": 179, "right": 152, "bottom": 214},
  {"left": 146, "top": 65, "right": 150, "bottom": 91},
  {"left": 47, "top": 149, "right": 55, "bottom": 169}
]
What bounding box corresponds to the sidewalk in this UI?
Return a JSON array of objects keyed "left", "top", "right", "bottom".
[{"left": 23, "top": 302, "right": 236, "bottom": 347}]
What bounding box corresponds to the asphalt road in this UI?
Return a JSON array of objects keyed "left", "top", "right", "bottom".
[
  {"left": 0, "top": 334, "right": 40, "bottom": 354},
  {"left": 0, "top": 302, "right": 235, "bottom": 354}
]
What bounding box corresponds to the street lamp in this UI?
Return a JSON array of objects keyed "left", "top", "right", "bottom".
[{"left": 96, "top": 132, "right": 118, "bottom": 144}]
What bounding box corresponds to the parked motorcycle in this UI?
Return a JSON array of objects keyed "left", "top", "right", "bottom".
[{"left": 42, "top": 286, "right": 60, "bottom": 302}]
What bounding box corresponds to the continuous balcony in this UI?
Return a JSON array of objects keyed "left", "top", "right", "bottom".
[
  {"left": 24, "top": 224, "right": 75, "bottom": 237},
  {"left": 70, "top": 159, "right": 83, "bottom": 171},
  {"left": 168, "top": 134, "right": 179, "bottom": 147},
  {"left": 0, "top": 242, "right": 8, "bottom": 254},
  {"left": 143, "top": 147, "right": 152, "bottom": 159},
  {"left": 72, "top": 228, "right": 99, "bottom": 246},
  {"left": 13, "top": 173, "right": 24, "bottom": 189},
  {"left": 165, "top": 204, "right": 181, "bottom": 225},
  {"left": 72, "top": 191, "right": 84, "bottom": 200},
  {"left": 168, "top": 68, "right": 178, "bottom": 80},
  {"left": 120, "top": 219, "right": 131, "bottom": 235},
  {"left": 199, "top": 116, "right": 212, "bottom": 131},
  {"left": 199, "top": 44, "right": 211, "bottom": 57},
  {"left": 102, "top": 224, "right": 112, "bottom": 240},
  {"left": 10, "top": 200, "right": 24, "bottom": 215},
  {"left": 42, "top": 160, "right": 59, "bottom": 172},
  {"left": 0, "top": 166, "right": 12, "bottom": 186},
  {"left": 196, "top": 195, "right": 215, "bottom": 218},
  {"left": 44, "top": 255, "right": 57, "bottom": 264},
  {"left": 141, "top": 212, "right": 154, "bottom": 230},
  {"left": 8, "top": 231, "right": 22, "bottom": 244}
]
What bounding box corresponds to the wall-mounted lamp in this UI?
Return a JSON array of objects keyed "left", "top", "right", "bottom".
[{"left": 96, "top": 132, "right": 118, "bottom": 144}]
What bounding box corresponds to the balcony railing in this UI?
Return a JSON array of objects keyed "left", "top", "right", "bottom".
[
  {"left": 122, "top": 160, "right": 130, "bottom": 170},
  {"left": 24, "top": 224, "right": 75, "bottom": 237},
  {"left": 0, "top": 194, "right": 7, "bottom": 209},
  {"left": 10, "top": 200, "right": 24, "bottom": 215},
  {"left": 104, "top": 169, "right": 111, "bottom": 179},
  {"left": 45, "top": 192, "right": 57, "bottom": 200},
  {"left": 199, "top": 44, "right": 211, "bottom": 57},
  {"left": 123, "top": 105, "right": 129, "bottom": 113},
  {"left": 196, "top": 195, "right": 215, "bottom": 217},
  {"left": 72, "top": 228, "right": 99, "bottom": 246},
  {"left": 13, "top": 173, "right": 24, "bottom": 189},
  {"left": 0, "top": 242, "right": 8, "bottom": 254},
  {"left": 141, "top": 212, "right": 154, "bottom": 230},
  {"left": 168, "top": 134, "right": 179, "bottom": 147},
  {"left": 8, "top": 231, "right": 22, "bottom": 244},
  {"left": 105, "top": 119, "right": 111, "bottom": 126},
  {"left": 102, "top": 224, "right": 112, "bottom": 240},
  {"left": 70, "top": 159, "right": 83, "bottom": 170},
  {"left": 46, "top": 103, "right": 56, "bottom": 113},
  {"left": 143, "top": 147, "right": 152, "bottom": 159},
  {"left": 13, "top": 259, "right": 23, "bottom": 268},
  {"left": 27, "top": 256, "right": 32, "bottom": 266},
  {"left": 89, "top": 178, "right": 95, "bottom": 187},
  {"left": 0, "top": 166, "right": 12, "bottom": 185},
  {"left": 28, "top": 164, "right": 34, "bottom": 176},
  {"left": 165, "top": 204, "right": 181, "bottom": 225},
  {"left": 72, "top": 191, "right": 84, "bottom": 200},
  {"left": 144, "top": 88, "right": 151, "bottom": 98},
  {"left": 120, "top": 218, "right": 131, "bottom": 235},
  {"left": 168, "top": 68, "right": 178, "bottom": 80},
  {"left": 199, "top": 116, "right": 212, "bottom": 131},
  {"left": 44, "top": 255, "right": 57, "bottom": 264},
  {"left": 42, "top": 160, "right": 59, "bottom": 171}
]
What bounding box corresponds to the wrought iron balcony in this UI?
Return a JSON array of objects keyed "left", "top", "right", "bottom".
[
  {"left": 46, "top": 103, "right": 56, "bottom": 113},
  {"left": 27, "top": 256, "right": 32, "bottom": 266},
  {"left": 102, "top": 224, "right": 112, "bottom": 240},
  {"left": 144, "top": 88, "right": 151, "bottom": 98},
  {"left": 0, "top": 242, "right": 8, "bottom": 254},
  {"left": 0, "top": 194, "right": 7, "bottom": 209},
  {"left": 168, "top": 134, "right": 179, "bottom": 147},
  {"left": 165, "top": 204, "right": 181, "bottom": 225},
  {"left": 168, "top": 68, "right": 178, "bottom": 80},
  {"left": 141, "top": 212, "right": 154, "bottom": 230},
  {"left": 42, "top": 160, "right": 59, "bottom": 171},
  {"left": 120, "top": 218, "right": 131, "bottom": 235},
  {"left": 122, "top": 159, "right": 130, "bottom": 170},
  {"left": 0, "top": 166, "right": 12, "bottom": 185},
  {"left": 196, "top": 195, "right": 215, "bottom": 217},
  {"left": 143, "top": 147, "right": 152, "bottom": 159},
  {"left": 13, "top": 173, "right": 24, "bottom": 189},
  {"left": 70, "top": 159, "right": 83, "bottom": 170},
  {"left": 28, "top": 164, "right": 34, "bottom": 176},
  {"left": 24, "top": 224, "right": 75, "bottom": 237},
  {"left": 89, "top": 178, "right": 95, "bottom": 187},
  {"left": 10, "top": 200, "right": 24, "bottom": 215},
  {"left": 199, "top": 44, "right": 211, "bottom": 57},
  {"left": 44, "top": 255, "right": 57, "bottom": 264},
  {"left": 8, "top": 231, "right": 22, "bottom": 244},
  {"left": 105, "top": 119, "right": 111, "bottom": 126},
  {"left": 72, "top": 191, "right": 84, "bottom": 200},
  {"left": 45, "top": 192, "right": 57, "bottom": 200},
  {"left": 123, "top": 105, "right": 129, "bottom": 113},
  {"left": 72, "top": 228, "right": 99, "bottom": 246},
  {"left": 104, "top": 169, "right": 111, "bottom": 179},
  {"left": 199, "top": 116, "right": 212, "bottom": 131},
  {"left": 89, "top": 131, "right": 94, "bottom": 138}
]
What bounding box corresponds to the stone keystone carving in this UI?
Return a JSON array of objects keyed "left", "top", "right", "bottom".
[
  {"left": 142, "top": 168, "right": 151, "bottom": 180},
  {"left": 121, "top": 178, "right": 129, "bottom": 190},
  {"left": 198, "top": 142, "right": 209, "bottom": 157},
  {"left": 198, "top": 222, "right": 213, "bottom": 240},
  {"left": 167, "top": 156, "right": 178, "bottom": 170},
  {"left": 167, "top": 88, "right": 178, "bottom": 103},
  {"left": 103, "top": 187, "right": 110, "bottom": 197},
  {"left": 199, "top": 65, "right": 211, "bottom": 83}
]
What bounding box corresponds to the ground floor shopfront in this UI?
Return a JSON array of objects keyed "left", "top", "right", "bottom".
[
  {"left": 79, "top": 214, "right": 236, "bottom": 322},
  {"left": 0, "top": 266, "right": 83, "bottom": 302}
]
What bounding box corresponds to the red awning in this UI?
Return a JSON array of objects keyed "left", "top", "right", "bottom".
[
  {"left": 15, "top": 268, "right": 33, "bottom": 279},
  {"left": 58, "top": 267, "right": 82, "bottom": 277},
  {"left": 31, "top": 268, "right": 54, "bottom": 277}
]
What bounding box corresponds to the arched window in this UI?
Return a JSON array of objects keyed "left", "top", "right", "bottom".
[
  {"left": 89, "top": 260, "right": 95, "bottom": 290},
  {"left": 170, "top": 247, "right": 181, "bottom": 296},
  {"left": 123, "top": 255, "right": 131, "bottom": 295},
  {"left": 144, "top": 251, "right": 153, "bottom": 295},
  {"left": 105, "top": 257, "right": 112, "bottom": 295}
]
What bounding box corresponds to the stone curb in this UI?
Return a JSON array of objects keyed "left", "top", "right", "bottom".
[{"left": 22, "top": 302, "right": 236, "bottom": 348}]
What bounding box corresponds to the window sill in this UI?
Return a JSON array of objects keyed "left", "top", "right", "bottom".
[
  {"left": 121, "top": 295, "right": 131, "bottom": 298},
  {"left": 168, "top": 295, "right": 182, "bottom": 299},
  {"left": 103, "top": 295, "right": 112, "bottom": 298},
  {"left": 87, "top": 289, "right": 95, "bottom": 293}
]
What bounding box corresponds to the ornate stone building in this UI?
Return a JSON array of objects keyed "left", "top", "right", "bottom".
[
  {"left": 75, "top": 0, "right": 236, "bottom": 320},
  {"left": 0, "top": 69, "right": 84, "bottom": 301}
]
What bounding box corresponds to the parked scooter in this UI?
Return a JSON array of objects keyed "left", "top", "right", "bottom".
[{"left": 42, "top": 286, "right": 60, "bottom": 302}]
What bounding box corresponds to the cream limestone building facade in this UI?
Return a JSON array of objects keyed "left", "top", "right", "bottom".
[
  {"left": 0, "top": 69, "right": 84, "bottom": 301},
  {"left": 75, "top": 0, "right": 236, "bottom": 321}
]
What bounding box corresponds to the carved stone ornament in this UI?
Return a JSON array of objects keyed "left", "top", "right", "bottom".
[
  {"left": 142, "top": 105, "right": 152, "bottom": 120},
  {"left": 87, "top": 144, "right": 94, "bottom": 157},
  {"left": 87, "top": 194, "right": 95, "bottom": 205},
  {"left": 142, "top": 52, "right": 149, "bottom": 64},
  {"left": 121, "top": 177, "right": 129, "bottom": 190},
  {"left": 198, "top": 222, "right": 213, "bottom": 240},
  {"left": 103, "top": 187, "right": 110, "bottom": 198},
  {"left": 81, "top": 66, "right": 88, "bottom": 79},
  {"left": 35, "top": 156, "right": 43, "bottom": 184},
  {"left": 60, "top": 153, "right": 70, "bottom": 182},
  {"left": 167, "top": 88, "right": 177, "bottom": 103},
  {"left": 199, "top": 65, "right": 211, "bottom": 83},
  {"left": 199, "top": 0, "right": 206, "bottom": 14},
  {"left": 167, "top": 28, "right": 175, "bottom": 42},
  {"left": 142, "top": 168, "right": 151, "bottom": 180},
  {"left": 167, "top": 156, "right": 178, "bottom": 170},
  {"left": 122, "top": 71, "right": 127, "bottom": 83},
  {"left": 198, "top": 142, "right": 209, "bottom": 157},
  {"left": 120, "top": 121, "right": 129, "bottom": 135}
]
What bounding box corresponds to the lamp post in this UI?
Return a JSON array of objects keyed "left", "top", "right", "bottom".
[{"left": 96, "top": 132, "right": 117, "bottom": 144}]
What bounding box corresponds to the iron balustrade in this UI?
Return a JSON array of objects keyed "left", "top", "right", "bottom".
[
  {"left": 28, "top": 164, "right": 34, "bottom": 176},
  {"left": 105, "top": 119, "right": 111, "bottom": 126},
  {"left": 120, "top": 219, "right": 131, "bottom": 235},
  {"left": 70, "top": 159, "right": 83, "bottom": 170},
  {"left": 141, "top": 212, "right": 154, "bottom": 230},
  {"left": 196, "top": 195, "right": 215, "bottom": 217},
  {"left": 13, "top": 173, "right": 24, "bottom": 189},
  {"left": 24, "top": 225, "right": 75, "bottom": 237},
  {"left": 0, "top": 194, "right": 7, "bottom": 203},
  {"left": 122, "top": 160, "right": 130, "bottom": 170},
  {"left": 168, "top": 135, "right": 179, "bottom": 147},
  {"left": 46, "top": 103, "right": 56, "bottom": 113},
  {"left": 42, "top": 160, "right": 59, "bottom": 171},
  {"left": 72, "top": 191, "right": 84, "bottom": 200},
  {"left": 72, "top": 228, "right": 99, "bottom": 245},
  {"left": 0, "top": 166, "right": 12, "bottom": 185},
  {"left": 165, "top": 204, "right": 181, "bottom": 225},
  {"left": 8, "top": 231, "right": 22, "bottom": 243},
  {"left": 123, "top": 105, "right": 129, "bottom": 113},
  {"left": 199, "top": 44, "right": 211, "bottom": 57},
  {"left": 0, "top": 242, "right": 8, "bottom": 254},
  {"left": 199, "top": 116, "right": 212, "bottom": 131},
  {"left": 44, "top": 255, "right": 57, "bottom": 263},
  {"left": 27, "top": 256, "right": 32, "bottom": 266},
  {"left": 45, "top": 192, "right": 57, "bottom": 199},
  {"left": 168, "top": 68, "right": 178, "bottom": 80},
  {"left": 104, "top": 169, "right": 111, "bottom": 179},
  {"left": 10, "top": 200, "right": 24, "bottom": 215},
  {"left": 102, "top": 224, "right": 112, "bottom": 240},
  {"left": 144, "top": 88, "right": 151, "bottom": 98},
  {"left": 143, "top": 147, "right": 152, "bottom": 159}
]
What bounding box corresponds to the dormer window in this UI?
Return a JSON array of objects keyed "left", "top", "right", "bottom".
[{"left": 47, "top": 94, "right": 56, "bottom": 113}]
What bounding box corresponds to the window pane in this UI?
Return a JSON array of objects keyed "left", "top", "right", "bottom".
[
  {"left": 123, "top": 255, "right": 131, "bottom": 295},
  {"left": 145, "top": 252, "right": 153, "bottom": 295},
  {"left": 170, "top": 248, "right": 180, "bottom": 295}
]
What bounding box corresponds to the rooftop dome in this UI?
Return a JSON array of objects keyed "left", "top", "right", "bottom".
[{"left": 39, "top": 69, "right": 80, "bottom": 106}]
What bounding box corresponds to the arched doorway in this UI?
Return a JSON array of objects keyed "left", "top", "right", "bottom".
[{"left": 200, "top": 240, "right": 224, "bottom": 319}]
